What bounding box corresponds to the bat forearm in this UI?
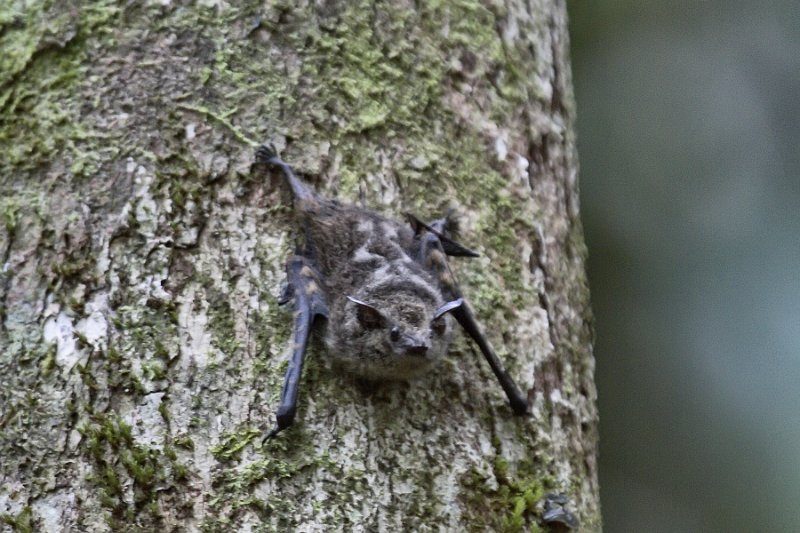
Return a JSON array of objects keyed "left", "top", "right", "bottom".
[
  {"left": 453, "top": 303, "right": 529, "bottom": 415},
  {"left": 264, "top": 257, "right": 328, "bottom": 440}
]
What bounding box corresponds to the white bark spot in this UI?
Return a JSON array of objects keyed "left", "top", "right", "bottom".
[
  {"left": 31, "top": 490, "right": 75, "bottom": 532},
  {"left": 185, "top": 122, "right": 196, "bottom": 140},
  {"left": 127, "top": 392, "right": 167, "bottom": 448},
  {"left": 124, "top": 160, "right": 161, "bottom": 239},
  {"left": 95, "top": 236, "right": 111, "bottom": 279},
  {"left": 176, "top": 225, "right": 199, "bottom": 247},
  {"left": 75, "top": 293, "right": 109, "bottom": 349},
  {"left": 534, "top": 73, "right": 553, "bottom": 102},
  {"left": 43, "top": 312, "right": 80, "bottom": 370},
  {"left": 179, "top": 288, "right": 212, "bottom": 369},
  {"left": 147, "top": 274, "right": 172, "bottom": 301},
  {"left": 68, "top": 429, "right": 82, "bottom": 450},
  {"left": 409, "top": 155, "right": 429, "bottom": 170},
  {"left": 135, "top": 195, "right": 159, "bottom": 236},
  {"left": 516, "top": 154, "right": 530, "bottom": 180},
  {"left": 495, "top": 136, "right": 508, "bottom": 161},
  {"left": 501, "top": 15, "right": 519, "bottom": 44}
]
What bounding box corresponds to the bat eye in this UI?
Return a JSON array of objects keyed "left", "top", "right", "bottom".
[
  {"left": 390, "top": 327, "right": 400, "bottom": 342},
  {"left": 431, "top": 319, "right": 446, "bottom": 336}
]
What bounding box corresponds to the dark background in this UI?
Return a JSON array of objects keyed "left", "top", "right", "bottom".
[{"left": 568, "top": 1, "right": 800, "bottom": 531}]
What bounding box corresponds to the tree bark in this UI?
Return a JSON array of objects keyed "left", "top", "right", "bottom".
[{"left": 0, "top": 1, "right": 598, "bottom": 531}]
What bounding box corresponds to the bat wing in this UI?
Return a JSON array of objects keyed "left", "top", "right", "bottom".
[
  {"left": 408, "top": 214, "right": 529, "bottom": 415},
  {"left": 264, "top": 256, "right": 329, "bottom": 439}
]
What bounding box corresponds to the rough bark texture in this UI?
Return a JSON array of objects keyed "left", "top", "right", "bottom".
[{"left": 0, "top": 1, "right": 598, "bottom": 531}]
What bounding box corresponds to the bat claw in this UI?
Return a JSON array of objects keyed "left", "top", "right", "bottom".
[{"left": 262, "top": 425, "right": 282, "bottom": 442}]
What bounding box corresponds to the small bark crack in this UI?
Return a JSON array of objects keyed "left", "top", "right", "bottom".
[
  {"left": 530, "top": 229, "right": 563, "bottom": 405},
  {"left": 0, "top": 227, "right": 15, "bottom": 334}
]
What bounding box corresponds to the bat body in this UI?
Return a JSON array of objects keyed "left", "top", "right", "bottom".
[{"left": 256, "top": 145, "right": 528, "bottom": 438}]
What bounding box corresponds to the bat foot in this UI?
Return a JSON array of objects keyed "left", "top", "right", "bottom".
[
  {"left": 263, "top": 404, "right": 298, "bottom": 442},
  {"left": 263, "top": 416, "right": 292, "bottom": 441},
  {"left": 510, "top": 397, "right": 530, "bottom": 416},
  {"left": 255, "top": 143, "right": 281, "bottom": 166},
  {"left": 262, "top": 424, "right": 283, "bottom": 442}
]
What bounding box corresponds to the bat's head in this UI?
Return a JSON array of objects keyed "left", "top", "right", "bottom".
[{"left": 326, "top": 290, "right": 462, "bottom": 380}]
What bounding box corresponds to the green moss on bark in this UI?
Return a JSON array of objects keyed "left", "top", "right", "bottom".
[
  {"left": 78, "top": 413, "right": 191, "bottom": 530},
  {"left": 461, "top": 461, "right": 554, "bottom": 533},
  {"left": 0, "top": 1, "right": 121, "bottom": 177}
]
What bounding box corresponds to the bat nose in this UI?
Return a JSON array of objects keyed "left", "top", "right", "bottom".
[
  {"left": 402, "top": 336, "right": 431, "bottom": 357},
  {"left": 406, "top": 345, "right": 429, "bottom": 357}
]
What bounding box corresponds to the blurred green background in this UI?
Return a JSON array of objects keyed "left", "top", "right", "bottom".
[{"left": 568, "top": 0, "right": 800, "bottom": 531}]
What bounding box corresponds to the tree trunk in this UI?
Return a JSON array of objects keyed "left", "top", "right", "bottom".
[{"left": 0, "top": 1, "right": 598, "bottom": 531}]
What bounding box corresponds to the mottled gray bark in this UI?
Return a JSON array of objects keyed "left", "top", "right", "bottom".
[{"left": 0, "top": 1, "right": 598, "bottom": 531}]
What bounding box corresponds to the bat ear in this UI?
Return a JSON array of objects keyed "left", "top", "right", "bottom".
[
  {"left": 347, "top": 296, "right": 386, "bottom": 329},
  {"left": 433, "top": 298, "right": 463, "bottom": 320},
  {"left": 405, "top": 213, "right": 480, "bottom": 258},
  {"left": 404, "top": 213, "right": 426, "bottom": 235}
]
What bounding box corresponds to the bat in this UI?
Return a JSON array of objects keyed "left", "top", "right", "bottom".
[{"left": 255, "top": 144, "right": 528, "bottom": 438}]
